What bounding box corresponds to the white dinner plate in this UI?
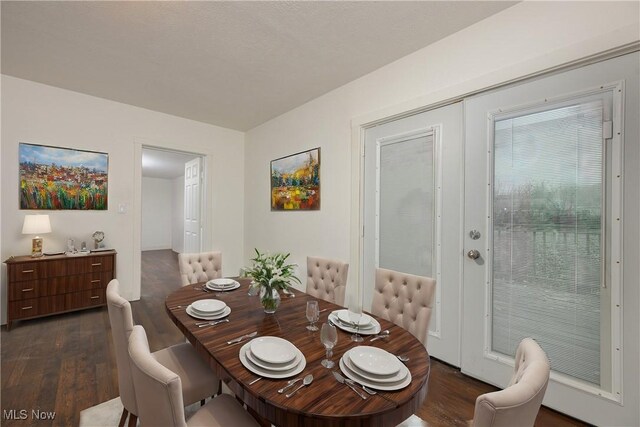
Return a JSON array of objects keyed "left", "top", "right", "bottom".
[
  {"left": 328, "top": 311, "right": 381, "bottom": 336},
  {"left": 349, "top": 346, "right": 401, "bottom": 376},
  {"left": 339, "top": 357, "right": 410, "bottom": 391},
  {"left": 337, "top": 310, "right": 373, "bottom": 327},
  {"left": 239, "top": 341, "right": 306, "bottom": 379},
  {"left": 246, "top": 348, "right": 302, "bottom": 371},
  {"left": 334, "top": 316, "right": 376, "bottom": 330},
  {"left": 191, "top": 299, "right": 227, "bottom": 314},
  {"left": 206, "top": 279, "right": 241, "bottom": 291},
  {"left": 343, "top": 349, "right": 405, "bottom": 383},
  {"left": 250, "top": 336, "right": 297, "bottom": 364},
  {"left": 186, "top": 305, "right": 231, "bottom": 320}
]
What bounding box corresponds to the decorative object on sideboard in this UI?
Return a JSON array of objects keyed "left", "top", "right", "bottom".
[
  {"left": 22, "top": 214, "right": 51, "bottom": 257},
  {"left": 19, "top": 142, "right": 108, "bottom": 210},
  {"left": 270, "top": 147, "right": 320, "bottom": 211},
  {"left": 92, "top": 231, "right": 105, "bottom": 249}
]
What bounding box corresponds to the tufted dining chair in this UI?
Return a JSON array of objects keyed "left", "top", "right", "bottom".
[
  {"left": 178, "top": 251, "right": 222, "bottom": 286},
  {"left": 470, "top": 338, "right": 550, "bottom": 427},
  {"left": 306, "top": 256, "right": 349, "bottom": 307},
  {"left": 106, "top": 280, "right": 220, "bottom": 427},
  {"left": 371, "top": 268, "right": 436, "bottom": 345},
  {"left": 128, "top": 325, "right": 259, "bottom": 427}
]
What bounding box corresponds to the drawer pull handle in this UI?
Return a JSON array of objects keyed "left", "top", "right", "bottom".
[
  {"left": 22, "top": 288, "right": 34, "bottom": 292},
  {"left": 91, "top": 263, "right": 102, "bottom": 266},
  {"left": 91, "top": 280, "right": 101, "bottom": 283},
  {"left": 22, "top": 306, "right": 33, "bottom": 310},
  {"left": 90, "top": 296, "right": 100, "bottom": 299},
  {"left": 22, "top": 270, "right": 34, "bottom": 273}
]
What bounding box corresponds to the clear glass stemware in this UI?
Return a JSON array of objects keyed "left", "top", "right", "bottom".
[
  {"left": 306, "top": 300, "right": 320, "bottom": 331},
  {"left": 348, "top": 298, "right": 364, "bottom": 342},
  {"left": 320, "top": 322, "right": 338, "bottom": 368}
]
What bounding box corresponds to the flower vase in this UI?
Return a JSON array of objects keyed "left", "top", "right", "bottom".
[{"left": 259, "top": 286, "right": 281, "bottom": 314}]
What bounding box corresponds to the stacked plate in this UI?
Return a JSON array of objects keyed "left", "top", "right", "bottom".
[
  {"left": 339, "top": 346, "right": 411, "bottom": 391},
  {"left": 206, "top": 278, "right": 241, "bottom": 292},
  {"left": 186, "top": 299, "right": 231, "bottom": 320},
  {"left": 328, "top": 309, "right": 381, "bottom": 335},
  {"left": 239, "top": 336, "right": 306, "bottom": 379}
]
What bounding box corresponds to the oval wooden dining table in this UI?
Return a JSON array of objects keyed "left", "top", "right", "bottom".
[{"left": 165, "top": 278, "right": 430, "bottom": 427}]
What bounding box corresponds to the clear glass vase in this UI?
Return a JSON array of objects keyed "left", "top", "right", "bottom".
[{"left": 259, "top": 286, "right": 281, "bottom": 314}]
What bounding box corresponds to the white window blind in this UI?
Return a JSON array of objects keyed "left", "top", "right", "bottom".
[
  {"left": 378, "top": 132, "right": 435, "bottom": 280},
  {"left": 492, "top": 100, "right": 605, "bottom": 386}
]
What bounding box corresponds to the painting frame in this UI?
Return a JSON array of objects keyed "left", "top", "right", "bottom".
[
  {"left": 270, "top": 147, "right": 320, "bottom": 211},
  {"left": 19, "top": 142, "right": 109, "bottom": 210}
]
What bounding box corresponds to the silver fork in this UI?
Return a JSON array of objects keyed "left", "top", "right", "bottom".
[{"left": 197, "top": 319, "right": 229, "bottom": 328}]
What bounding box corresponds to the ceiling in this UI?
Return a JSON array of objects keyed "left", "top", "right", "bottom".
[
  {"left": 142, "top": 148, "right": 198, "bottom": 179},
  {"left": 1, "top": 1, "right": 516, "bottom": 132}
]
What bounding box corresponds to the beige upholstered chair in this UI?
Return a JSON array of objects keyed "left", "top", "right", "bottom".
[
  {"left": 471, "top": 338, "right": 550, "bottom": 427},
  {"left": 371, "top": 268, "right": 436, "bottom": 345},
  {"left": 178, "top": 251, "right": 222, "bottom": 286},
  {"left": 106, "top": 280, "right": 219, "bottom": 427},
  {"left": 306, "top": 256, "right": 349, "bottom": 306},
  {"left": 128, "top": 325, "right": 259, "bottom": 427}
]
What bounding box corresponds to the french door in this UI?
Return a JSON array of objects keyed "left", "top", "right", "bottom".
[
  {"left": 462, "top": 52, "right": 638, "bottom": 425},
  {"left": 363, "top": 102, "right": 463, "bottom": 365}
]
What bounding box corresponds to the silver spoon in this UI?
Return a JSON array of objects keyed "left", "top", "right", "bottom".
[
  {"left": 369, "top": 330, "right": 390, "bottom": 342},
  {"left": 396, "top": 354, "right": 410, "bottom": 363},
  {"left": 278, "top": 377, "right": 303, "bottom": 393},
  {"left": 286, "top": 374, "right": 313, "bottom": 398}
]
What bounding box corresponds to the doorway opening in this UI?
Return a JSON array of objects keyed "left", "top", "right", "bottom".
[{"left": 141, "top": 147, "right": 205, "bottom": 299}]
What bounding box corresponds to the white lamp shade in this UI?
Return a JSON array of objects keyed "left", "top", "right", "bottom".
[{"left": 22, "top": 215, "right": 52, "bottom": 235}]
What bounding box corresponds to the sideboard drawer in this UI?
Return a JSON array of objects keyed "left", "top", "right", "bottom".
[
  {"left": 9, "top": 298, "right": 40, "bottom": 319},
  {"left": 9, "top": 263, "right": 43, "bottom": 281},
  {"left": 67, "top": 289, "right": 105, "bottom": 309},
  {"left": 8, "top": 279, "right": 40, "bottom": 301}
]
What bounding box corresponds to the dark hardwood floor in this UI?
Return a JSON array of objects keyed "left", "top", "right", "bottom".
[{"left": 1, "top": 249, "right": 588, "bottom": 427}]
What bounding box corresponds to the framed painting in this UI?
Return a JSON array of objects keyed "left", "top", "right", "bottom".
[
  {"left": 19, "top": 143, "right": 109, "bottom": 210},
  {"left": 270, "top": 147, "right": 320, "bottom": 211}
]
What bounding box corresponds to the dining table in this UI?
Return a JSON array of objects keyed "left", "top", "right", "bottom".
[{"left": 165, "top": 278, "right": 430, "bottom": 427}]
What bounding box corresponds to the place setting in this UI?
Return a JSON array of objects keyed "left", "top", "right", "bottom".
[
  {"left": 185, "top": 298, "right": 231, "bottom": 320},
  {"left": 239, "top": 336, "right": 307, "bottom": 383},
  {"left": 327, "top": 309, "right": 381, "bottom": 339},
  {"left": 339, "top": 345, "right": 412, "bottom": 391},
  {"left": 205, "top": 277, "right": 241, "bottom": 292}
]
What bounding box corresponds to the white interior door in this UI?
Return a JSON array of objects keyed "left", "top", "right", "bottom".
[
  {"left": 184, "top": 157, "right": 201, "bottom": 253},
  {"left": 363, "top": 102, "right": 463, "bottom": 365},
  {"left": 462, "top": 52, "right": 639, "bottom": 425}
]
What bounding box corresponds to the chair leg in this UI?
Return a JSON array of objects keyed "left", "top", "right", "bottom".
[
  {"left": 215, "top": 379, "right": 222, "bottom": 396},
  {"left": 127, "top": 414, "right": 137, "bottom": 427},
  {"left": 118, "top": 408, "right": 128, "bottom": 427},
  {"left": 200, "top": 399, "right": 205, "bottom": 406}
]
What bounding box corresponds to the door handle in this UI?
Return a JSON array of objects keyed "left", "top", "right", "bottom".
[{"left": 467, "top": 249, "right": 481, "bottom": 260}]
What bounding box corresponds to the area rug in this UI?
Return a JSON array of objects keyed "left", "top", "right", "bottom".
[{"left": 79, "top": 397, "right": 201, "bottom": 426}]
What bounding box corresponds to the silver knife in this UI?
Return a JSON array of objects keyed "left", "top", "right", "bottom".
[
  {"left": 332, "top": 371, "right": 367, "bottom": 400},
  {"left": 226, "top": 331, "right": 257, "bottom": 345}
]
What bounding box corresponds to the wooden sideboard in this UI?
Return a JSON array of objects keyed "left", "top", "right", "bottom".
[{"left": 4, "top": 250, "right": 116, "bottom": 330}]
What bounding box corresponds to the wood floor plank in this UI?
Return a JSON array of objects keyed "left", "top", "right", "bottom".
[{"left": 1, "top": 249, "right": 589, "bottom": 427}]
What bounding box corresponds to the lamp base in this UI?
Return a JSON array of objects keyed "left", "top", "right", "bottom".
[{"left": 31, "top": 237, "right": 43, "bottom": 257}]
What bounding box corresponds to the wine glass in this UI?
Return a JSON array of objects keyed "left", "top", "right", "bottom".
[
  {"left": 320, "top": 322, "right": 338, "bottom": 368},
  {"left": 348, "top": 296, "right": 364, "bottom": 342},
  {"left": 306, "top": 300, "right": 320, "bottom": 331}
]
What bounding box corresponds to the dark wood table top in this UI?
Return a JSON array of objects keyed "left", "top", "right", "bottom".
[{"left": 165, "top": 278, "right": 430, "bottom": 427}]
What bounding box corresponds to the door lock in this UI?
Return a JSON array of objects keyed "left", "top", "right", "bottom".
[{"left": 467, "top": 249, "right": 481, "bottom": 260}]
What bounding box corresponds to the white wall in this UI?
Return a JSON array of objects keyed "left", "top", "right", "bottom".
[
  {"left": 141, "top": 177, "right": 173, "bottom": 250},
  {"left": 172, "top": 175, "right": 185, "bottom": 253},
  {"left": 1, "top": 76, "right": 245, "bottom": 311},
  {"left": 243, "top": 1, "right": 639, "bottom": 290}
]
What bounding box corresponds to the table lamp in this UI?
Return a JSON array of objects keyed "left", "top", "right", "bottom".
[{"left": 22, "top": 214, "right": 52, "bottom": 257}]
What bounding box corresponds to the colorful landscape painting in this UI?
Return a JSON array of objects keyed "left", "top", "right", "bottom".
[
  {"left": 271, "top": 147, "right": 320, "bottom": 210},
  {"left": 19, "top": 143, "right": 108, "bottom": 210}
]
